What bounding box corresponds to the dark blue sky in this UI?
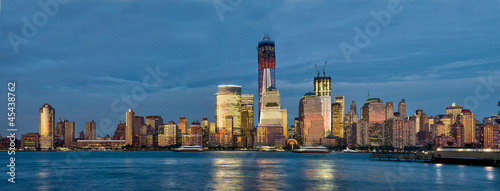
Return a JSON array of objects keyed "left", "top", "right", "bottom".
[{"left": 1, "top": 0, "right": 500, "bottom": 138}]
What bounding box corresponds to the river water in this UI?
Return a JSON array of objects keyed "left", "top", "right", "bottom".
[{"left": 1, "top": 151, "right": 498, "bottom": 190}]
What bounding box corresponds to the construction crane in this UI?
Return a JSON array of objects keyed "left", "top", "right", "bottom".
[
  {"left": 315, "top": 64, "right": 319, "bottom": 77},
  {"left": 323, "top": 61, "right": 327, "bottom": 76}
]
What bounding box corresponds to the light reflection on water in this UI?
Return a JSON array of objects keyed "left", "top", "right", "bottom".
[
  {"left": 485, "top": 166, "right": 495, "bottom": 181},
  {"left": 2, "top": 151, "right": 500, "bottom": 190}
]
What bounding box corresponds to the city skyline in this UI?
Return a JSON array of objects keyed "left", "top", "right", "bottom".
[{"left": 2, "top": 0, "right": 500, "bottom": 138}]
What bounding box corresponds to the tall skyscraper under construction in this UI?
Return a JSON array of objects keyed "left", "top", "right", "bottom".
[{"left": 257, "top": 35, "right": 276, "bottom": 121}]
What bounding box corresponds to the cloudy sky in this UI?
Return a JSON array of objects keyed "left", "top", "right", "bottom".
[{"left": 1, "top": 0, "right": 500, "bottom": 138}]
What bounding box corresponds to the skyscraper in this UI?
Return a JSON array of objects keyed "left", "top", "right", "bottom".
[
  {"left": 460, "top": 109, "right": 476, "bottom": 144},
  {"left": 332, "top": 96, "right": 345, "bottom": 138},
  {"left": 39, "top": 103, "right": 55, "bottom": 149},
  {"left": 125, "top": 109, "right": 135, "bottom": 145},
  {"left": 216, "top": 85, "right": 242, "bottom": 135},
  {"left": 241, "top": 94, "right": 254, "bottom": 148},
  {"left": 64, "top": 121, "right": 75, "bottom": 147},
  {"left": 256, "top": 86, "right": 286, "bottom": 148},
  {"left": 257, "top": 35, "right": 276, "bottom": 121},
  {"left": 386, "top": 102, "right": 394, "bottom": 120},
  {"left": 85, "top": 120, "right": 96, "bottom": 140},
  {"left": 398, "top": 99, "right": 407, "bottom": 119},
  {"left": 446, "top": 102, "right": 463, "bottom": 121},
  {"left": 299, "top": 92, "right": 324, "bottom": 146},
  {"left": 345, "top": 99, "right": 359, "bottom": 147},
  {"left": 314, "top": 64, "right": 331, "bottom": 136},
  {"left": 481, "top": 122, "right": 499, "bottom": 148}
]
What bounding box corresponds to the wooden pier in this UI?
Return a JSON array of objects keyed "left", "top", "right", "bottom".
[{"left": 370, "top": 152, "right": 432, "bottom": 162}]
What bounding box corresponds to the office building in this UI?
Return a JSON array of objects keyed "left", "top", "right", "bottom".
[
  {"left": 39, "top": 103, "right": 55, "bottom": 149},
  {"left": 257, "top": 35, "right": 276, "bottom": 121},
  {"left": 85, "top": 120, "right": 96, "bottom": 140}
]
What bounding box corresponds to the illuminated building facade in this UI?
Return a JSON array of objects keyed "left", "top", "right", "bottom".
[
  {"left": 257, "top": 35, "right": 276, "bottom": 121},
  {"left": 241, "top": 94, "right": 254, "bottom": 147},
  {"left": 331, "top": 103, "right": 342, "bottom": 137},
  {"left": 299, "top": 92, "right": 324, "bottom": 146},
  {"left": 39, "top": 103, "right": 55, "bottom": 149},
  {"left": 481, "top": 122, "right": 499, "bottom": 148},
  {"left": 446, "top": 102, "right": 463, "bottom": 120},
  {"left": 361, "top": 97, "right": 386, "bottom": 125},
  {"left": 125, "top": 109, "right": 135, "bottom": 145},
  {"left": 216, "top": 85, "right": 242, "bottom": 135},
  {"left": 85, "top": 120, "right": 96, "bottom": 140},
  {"left": 159, "top": 121, "right": 177, "bottom": 146},
  {"left": 459, "top": 109, "right": 476, "bottom": 144},
  {"left": 314, "top": 75, "right": 331, "bottom": 136},
  {"left": 257, "top": 87, "right": 286, "bottom": 148},
  {"left": 332, "top": 96, "right": 345, "bottom": 138},
  {"left": 177, "top": 116, "right": 188, "bottom": 144}
]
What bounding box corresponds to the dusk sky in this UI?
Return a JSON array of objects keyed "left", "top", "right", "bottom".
[{"left": 1, "top": 0, "right": 500, "bottom": 138}]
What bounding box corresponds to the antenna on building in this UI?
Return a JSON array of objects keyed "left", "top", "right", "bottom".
[
  {"left": 323, "top": 61, "right": 327, "bottom": 77},
  {"left": 315, "top": 64, "right": 319, "bottom": 77}
]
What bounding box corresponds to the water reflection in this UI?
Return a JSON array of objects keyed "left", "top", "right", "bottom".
[
  {"left": 303, "top": 159, "right": 336, "bottom": 190},
  {"left": 435, "top": 164, "right": 443, "bottom": 184},
  {"left": 209, "top": 158, "right": 243, "bottom": 190},
  {"left": 256, "top": 159, "right": 287, "bottom": 191},
  {"left": 485, "top": 166, "right": 495, "bottom": 181}
]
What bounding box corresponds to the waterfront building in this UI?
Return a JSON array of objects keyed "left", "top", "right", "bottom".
[
  {"left": 314, "top": 71, "right": 331, "bottom": 136},
  {"left": 134, "top": 116, "right": 145, "bottom": 137},
  {"left": 256, "top": 86, "right": 286, "bottom": 148},
  {"left": 21, "top": 133, "right": 39, "bottom": 149},
  {"left": 451, "top": 123, "right": 464, "bottom": 147},
  {"left": 85, "top": 120, "right": 96, "bottom": 140},
  {"left": 446, "top": 102, "right": 463, "bottom": 121},
  {"left": 241, "top": 94, "right": 254, "bottom": 147},
  {"left": 481, "top": 122, "right": 499, "bottom": 148},
  {"left": 125, "top": 109, "right": 135, "bottom": 145},
  {"left": 331, "top": 102, "right": 343, "bottom": 137},
  {"left": 78, "top": 131, "right": 85, "bottom": 140},
  {"left": 332, "top": 96, "right": 345, "bottom": 138},
  {"left": 39, "top": 103, "right": 55, "bottom": 149},
  {"left": 356, "top": 120, "right": 369, "bottom": 146},
  {"left": 64, "top": 120, "right": 75, "bottom": 147},
  {"left": 215, "top": 85, "right": 242, "bottom": 136},
  {"left": 299, "top": 92, "right": 324, "bottom": 146},
  {"left": 55, "top": 119, "right": 65, "bottom": 142},
  {"left": 459, "top": 109, "right": 476, "bottom": 144},
  {"left": 345, "top": 99, "right": 359, "bottom": 147},
  {"left": 112, "top": 122, "right": 126, "bottom": 140},
  {"left": 361, "top": 97, "right": 386, "bottom": 125}
]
